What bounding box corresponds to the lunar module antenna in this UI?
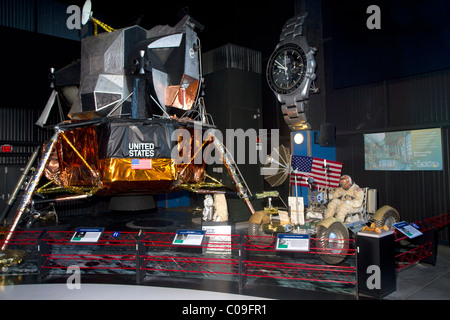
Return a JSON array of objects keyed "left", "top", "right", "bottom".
[{"left": 82, "top": 0, "right": 116, "bottom": 36}]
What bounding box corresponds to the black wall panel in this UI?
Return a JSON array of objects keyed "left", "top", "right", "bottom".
[
  {"left": 203, "top": 52, "right": 265, "bottom": 221},
  {"left": 321, "top": 0, "right": 450, "bottom": 243},
  {"left": 330, "top": 70, "right": 450, "bottom": 242}
]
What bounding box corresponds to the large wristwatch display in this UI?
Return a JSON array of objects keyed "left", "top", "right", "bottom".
[{"left": 266, "top": 13, "right": 317, "bottom": 131}]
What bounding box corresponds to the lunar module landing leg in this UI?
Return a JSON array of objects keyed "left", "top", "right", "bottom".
[
  {"left": 1, "top": 128, "right": 98, "bottom": 251},
  {"left": 208, "top": 131, "right": 255, "bottom": 216},
  {"left": 1, "top": 132, "right": 58, "bottom": 250},
  {"left": 0, "top": 146, "right": 41, "bottom": 226},
  {"left": 179, "top": 129, "right": 257, "bottom": 220}
]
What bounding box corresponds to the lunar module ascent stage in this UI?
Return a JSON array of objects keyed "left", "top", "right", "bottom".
[{"left": 0, "top": 8, "right": 257, "bottom": 250}]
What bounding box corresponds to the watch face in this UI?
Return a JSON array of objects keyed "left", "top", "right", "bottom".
[{"left": 267, "top": 44, "right": 307, "bottom": 95}]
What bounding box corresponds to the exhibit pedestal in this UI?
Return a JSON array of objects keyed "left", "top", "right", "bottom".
[
  {"left": 201, "top": 221, "right": 234, "bottom": 255},
  {"left": 201, "top": 220, "right": 235, "bottom": 234},
  {"left": 356, "top": 230, "right": 396, "bottom": 299}
]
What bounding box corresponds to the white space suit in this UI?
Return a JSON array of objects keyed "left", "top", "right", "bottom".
[{"left": 324, "top": 175, "right": 364, "bottom": 222}]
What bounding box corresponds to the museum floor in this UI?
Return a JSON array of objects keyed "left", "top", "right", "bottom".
[{"left": 1, "top": 206, "right": 449, "bottom": 300}]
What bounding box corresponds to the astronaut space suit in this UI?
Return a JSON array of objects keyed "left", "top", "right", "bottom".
[{"left": 324, "top": 175, "right": 364, "bottom": 222}]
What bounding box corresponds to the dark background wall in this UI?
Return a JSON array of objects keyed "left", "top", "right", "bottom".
[{"left": 319, "top": 0, "right": 450, "bottom": 242}]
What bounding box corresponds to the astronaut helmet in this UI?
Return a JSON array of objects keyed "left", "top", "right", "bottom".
[
  {"left": 204, "top": 194, "right": 214, "bottom": 206},
  {"left": 339, "top": 175, "right": 353, "bottom": 190}
]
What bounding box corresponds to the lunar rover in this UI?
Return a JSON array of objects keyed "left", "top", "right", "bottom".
[{"left": 248, "top": 146, "right": 400, "bottom": 264}]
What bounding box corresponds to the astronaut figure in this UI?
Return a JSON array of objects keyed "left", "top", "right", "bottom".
[
  {"left": 202, "top": 195, "right": 214, "bottom": 221},
  {"left": 324, "top": 175, "right": 364, "bottom": 222}
]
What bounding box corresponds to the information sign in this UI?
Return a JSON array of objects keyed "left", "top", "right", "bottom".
[
  {"left": 276, "top": 233, "right": 310, "bottom": 252},
  {"left": 70, "top": 227, "right": 104, "bottom": 243},
  {"left": 201, "top": 224, "right": 232, "bottom": 254},
  {"left": 393, "top": 221, "right": 423, "bottom": 239},
  {"left": 172, "top": 230, "right": 205, "bottom": 246}
]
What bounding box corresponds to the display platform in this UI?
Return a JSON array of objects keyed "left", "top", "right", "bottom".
[
  {"left": 1, "top": 207, "right": 448, "bottom": 300},
  {"left": 0, "top": 207, "right": 357, "bottom": 299},
  {"left": 357, "top": 230, "right": 396, "bottom": 299},
  {"left": 0, "top": 282, "right": 270, "bottom": 300}
]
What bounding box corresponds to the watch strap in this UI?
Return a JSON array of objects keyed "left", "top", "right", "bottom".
[
  {"left": 279, "top": 13, "right": 310, "bottom": 131},
  {"left": 281, "top": 100, "right": 310, "bottom": 131},
  {"left": 279, "top": 13, "right": 308, "bottom": 43}
]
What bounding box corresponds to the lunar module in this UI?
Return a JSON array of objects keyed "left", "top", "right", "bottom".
[{"left": 0, "top": 2, "right": 255, "bottom": 250}]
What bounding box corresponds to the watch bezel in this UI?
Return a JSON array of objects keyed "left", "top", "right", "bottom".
[{"left": 266, "top": 43, "right": 307, "bottom": 95}]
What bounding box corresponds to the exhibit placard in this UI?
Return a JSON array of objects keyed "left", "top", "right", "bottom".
[
  {"left": 276, "top": 233, "right": 310, "bottom": 252},
  {"left": 172, "top": 230, "right": 205, "bottom": 246},
  {"left": 393, "top": 221, "right": 423, "bottom": 239},
  {"left": 70, "top": 227, "right": 104, "bottom": 243},
  {"left": 201, "top": 224, "right": 232, "bottom": 254}
]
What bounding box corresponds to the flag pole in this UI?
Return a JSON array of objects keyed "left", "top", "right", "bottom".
[
  {"left": 323, "top": 159, "right": 330, "bottom": 201},
  {"left": 295, "top": 170, "right": 299, "bottom": 226}
]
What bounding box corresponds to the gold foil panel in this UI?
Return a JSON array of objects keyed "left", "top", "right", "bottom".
[
  {"left": 53, "top": 126, "right": 100, "bottom": 188},
  {"left": 99, "top": 158, "right": 177, "bottom": 182},
  {"left": 58, "top": 127, "right": 98, "bottom": 170},
  {"left": 44, "top": 147, "right": 63, "bottom": 185},
  {"left": 172, "top": 126, "right": 210, "bottom": 184},
  {"left": 177, "top": 164, "right": 206, "bottom": 184},
  {"left": 166, "top": 78, "right": 199, "bottom": 110},
  {"left": 97, "top": 158, "right": 178, "bottom": 194},
  {"left": 42, "top": 121, "right": 211, "bottom": 196}
]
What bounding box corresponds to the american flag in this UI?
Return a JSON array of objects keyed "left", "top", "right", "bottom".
[
  {"left": 290, "top": 155, "right": 343, "bottom": 188},
  {"left": 131, "top": 159, "right": 152, "bottom": 170}
]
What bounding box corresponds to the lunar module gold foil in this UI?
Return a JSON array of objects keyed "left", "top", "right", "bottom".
[
  {"left": 42, "top": 121, "right": 211, "bottom": 195},
  {"left": 97, "top": 158, "right": 207, "bottom": 194},
  {"left": 99, "top": 158, "right": 176, "bottom": 182}
]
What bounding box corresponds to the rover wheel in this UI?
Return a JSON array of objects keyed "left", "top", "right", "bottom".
[
  {"left": 373, "top": 205, "right": 400, "bottom": 229},
  {"left": 316, "top": 221, "right": 349, "bottom": 265}
]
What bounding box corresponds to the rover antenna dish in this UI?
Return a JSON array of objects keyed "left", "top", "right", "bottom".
[
  {"left": 263, "top": 145, "right": 291, "bottom": 187},
  {"left": 82, "top": 0, "right": 92, "bottom": 25}
]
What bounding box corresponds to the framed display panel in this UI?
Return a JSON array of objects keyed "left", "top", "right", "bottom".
[
  {"left": 70, "top": 227, "right": 104, "bottom": 243},
  {"left": 275, "top": 233, "right": 310, "bottom": 252},
  {"left": 364, "top": 128, "right": 442, "bottom": 171},
  {"left": 172, "top": 230, "right": 205, "bottom": 246}
]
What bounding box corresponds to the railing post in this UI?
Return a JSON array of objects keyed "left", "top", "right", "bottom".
[
  {"left": 355, "top": 244, "right": 359, "bottom": 299},
  {"left": 37, "top": 230, "right": 49, "bottom": 282},
  {"left": 238, "top": 234, "right": 247, "bottom": 294},
  {"left": 136, "top": 230, "right": 146, "bottom": 284}
]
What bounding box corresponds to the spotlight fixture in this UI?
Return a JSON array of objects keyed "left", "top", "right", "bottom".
[{"left": 294, "top": 132, "right": 304, "bottom": 145}]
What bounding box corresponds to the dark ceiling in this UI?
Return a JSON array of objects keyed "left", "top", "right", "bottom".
[
  {"left": 54, "top": 0, "right": 450, "bottom": 87},
  {"left": 54, "top": 0, "right": 297, "bottom": 58},
  {"left": 5, "top": 0, "right": 450, "bottom": 107}
]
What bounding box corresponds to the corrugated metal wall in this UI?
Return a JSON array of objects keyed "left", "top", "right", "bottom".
[
  {"left": 0, "top": 0, "right": 88, "bottom": 218},
  {"left": 0, "top": 106, "right": 53, "bottom": 165},
  {"left": 202, "top": 43, "right": 262, "bottom": 75},
  {"left": 389, "top": 71, "right": 450, "bottom": 126},
  {"left": 328, "top": 69, "right": 450, "bottom": 242},
  {"left": 0, "top": 0, "right": 35, "bottom": 32},
  {"left": 1, "top": 0, "right": 82, "bottom": 164},
  {"left": 0, "top": 0, "right": 80, "bottom": 41}
]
